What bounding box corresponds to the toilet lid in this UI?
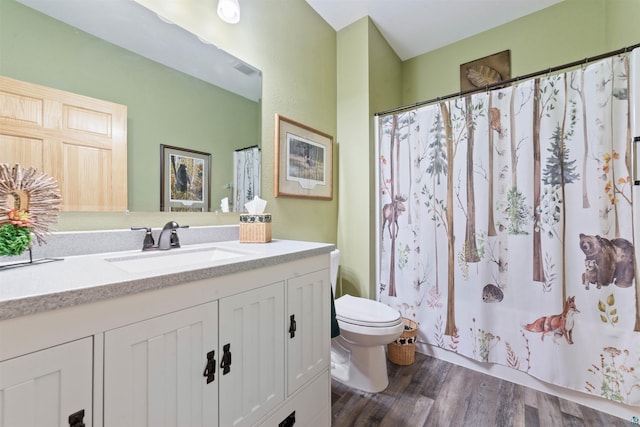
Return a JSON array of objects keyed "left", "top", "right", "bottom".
[{"left": 335, "top": 294, "right": 401, "bottom": 327}]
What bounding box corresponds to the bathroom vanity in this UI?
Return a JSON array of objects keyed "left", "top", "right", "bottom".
[{"left": 0, "top": 231, "right": 333, "bottom": 427}]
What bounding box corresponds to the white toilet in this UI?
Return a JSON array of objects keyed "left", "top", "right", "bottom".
[{"left": 330, "top": 250, "right": 404, "bottom": 393}]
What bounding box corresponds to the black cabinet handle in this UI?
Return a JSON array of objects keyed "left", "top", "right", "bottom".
[
  {"left": 279, "top": 411, "right": 296, "bottom": 427},
  {"left": 289, "top": 314, "right": 296, "bottom": 338},
  {"left": 68, "top": 409, "right": 85, "bottom": 427},
  {"left": 220, "top": 343, "right": 232, "bottom": 375},
  {"left": 203, "top": 350, "right": 216, "bottom": 384}
]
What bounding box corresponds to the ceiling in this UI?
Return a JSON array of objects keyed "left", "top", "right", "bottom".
[{"left": 305, "top": 0, "right": 564, "bottom": 61}]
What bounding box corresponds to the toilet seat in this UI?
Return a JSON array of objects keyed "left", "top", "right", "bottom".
[{"left": 335, "top": 295, "right": 401, "bottom": 328}]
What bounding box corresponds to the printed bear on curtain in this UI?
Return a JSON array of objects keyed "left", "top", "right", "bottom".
[{"left": 579, "top": 234, "right": 634, "bottom": 288}]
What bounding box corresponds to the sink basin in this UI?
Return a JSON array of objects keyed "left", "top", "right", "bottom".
[{"left": 106, "top": 246, "right": 248, "bottom": 274}]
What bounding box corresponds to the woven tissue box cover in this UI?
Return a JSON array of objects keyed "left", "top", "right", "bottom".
[{"left": 239, "top": 214, "right": 272, "bottom": 243}]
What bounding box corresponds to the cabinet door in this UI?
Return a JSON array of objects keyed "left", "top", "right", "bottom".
[
  {"left": 0, "top": 337, "right": 93, "bottom": 427},
  {"left": 0, "top": 76, "right": 128, "bottom": 211},
  {"left": 218, "top": 282, "right": 285, "bottom": 427},
  {"left": 103, "top": 301, "right": 218, "bottom": 427},
  {"left": 287, "top": 269, "right": 331, "bottom": 394}
]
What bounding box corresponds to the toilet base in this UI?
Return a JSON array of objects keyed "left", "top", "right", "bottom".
[{"left": 330, "top": 336, "right": 390, "bottom": 393}]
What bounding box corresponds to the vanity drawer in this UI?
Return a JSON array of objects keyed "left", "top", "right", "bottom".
[{"left": 258, "top": 371, "right": 330, "bottom": 427}]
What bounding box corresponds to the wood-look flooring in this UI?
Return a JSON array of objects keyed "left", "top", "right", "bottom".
[{"left": 331, "top": 351, "right": 634, "bottom": 426}]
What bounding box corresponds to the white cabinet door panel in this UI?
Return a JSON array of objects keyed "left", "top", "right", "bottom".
[
  {"left": 103, "top": 302, "right": 218, "bottom": 427},
  {"left": 218, "top": 282, "right": 285, "bottom": 427},
  {"left": 287, "top": 270, "right": 330, "bottom": 394},
  {"left": 0, "top": 337, "right": 93, "bottom": 427}
]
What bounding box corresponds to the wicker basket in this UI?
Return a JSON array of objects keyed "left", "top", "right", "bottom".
[{"left": 387, "top": 318, "right": 418, "bottom": 366}]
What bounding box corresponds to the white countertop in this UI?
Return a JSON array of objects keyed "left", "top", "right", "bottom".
[{"left": 0, "top": 239, "right": 334, "bottom": 320}]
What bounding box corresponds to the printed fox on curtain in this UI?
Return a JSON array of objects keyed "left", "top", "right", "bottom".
[{"left": 376, "top": 49, "right": 640, "bottom": 405}]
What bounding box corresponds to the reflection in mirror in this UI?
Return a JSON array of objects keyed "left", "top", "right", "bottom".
[{"left": 1, "top": 0, "right": 261, "bottom": 215}]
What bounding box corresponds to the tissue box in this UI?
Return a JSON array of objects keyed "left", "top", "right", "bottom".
[{"left": 239, "top": 213, "right": 272, "bottom": 243}]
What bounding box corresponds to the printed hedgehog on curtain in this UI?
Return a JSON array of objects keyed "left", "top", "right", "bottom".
[{"left": 376, "top": 48, "right": 640, "bottom": 406}]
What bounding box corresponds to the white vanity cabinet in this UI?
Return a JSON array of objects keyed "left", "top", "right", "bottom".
[
  {"left": 0, "top": 244, "right": 333, "bottom": 427},
  {"left": 0, "top": 337, "right": 93, "bottom": 427}
]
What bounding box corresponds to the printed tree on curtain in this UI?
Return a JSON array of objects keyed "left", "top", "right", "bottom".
[
  {"left": 425, "top": 109, "right": 448, "bottom": 293},
  {"left": 532, "top": 77, "right": 561, "bottom": 282},
  {"left": 440, "top": 101, "right": 457, "bottom": 335},
  {"left": 502, "top": 84, "right": 532, "bottom": 236},
  {"left": 569, "top": 70, "right": 591, "bottom": 209},
  {"left": 510, "top": 86, "right": 519, "bottom": 188},
  {"left": 381, "top": 113, "right": 412, "bottom": 297},
  {"left": 463, "top": 96, "right": 482, "bottom": 263},
  {"left": 487, "top": 105, "right": 502, "bottom": 237},
  {"left": 542, "top": 77, "right": 579, "bottom": 300}
]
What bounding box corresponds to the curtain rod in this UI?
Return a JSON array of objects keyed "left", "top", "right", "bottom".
[
  {"left": 375, "top": 42, "right": 640, "bottom": 117},
  {"left": 234, "top": 145, "right": 260, "bottom": 152}
]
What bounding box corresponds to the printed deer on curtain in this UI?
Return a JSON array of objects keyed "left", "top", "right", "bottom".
[{"left": 376, "top": 50, "right": 640, "bottom": 405}]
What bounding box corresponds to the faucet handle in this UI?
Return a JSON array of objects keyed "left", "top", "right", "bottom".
[
  {"left": 169, "top": 224, "right": 189, "bottom": 248},
  {"left": 131, "top": 226, "right": 155, "bottom": 250}
]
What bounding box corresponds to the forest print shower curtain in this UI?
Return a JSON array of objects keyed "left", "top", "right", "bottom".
[{"left": 376, "top": 49, "right": 640, "bottom": 405}]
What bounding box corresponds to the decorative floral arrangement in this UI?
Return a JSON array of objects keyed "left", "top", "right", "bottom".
[{"left": 0, "top": 164, "right": 62, "bottom": 256}]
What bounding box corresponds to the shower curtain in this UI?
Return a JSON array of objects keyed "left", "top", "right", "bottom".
[
  {"left": 376, "top": 49, "right": 640, "bottom": 405},
  {"left": 233, "top": 146, "right": 261, "bottom": 212}
]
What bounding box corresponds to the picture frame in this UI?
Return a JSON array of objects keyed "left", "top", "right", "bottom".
[
  {"left": 160, "top": 144, "right": 211, "bottom": 212},
  {"left": 460, "top": 50, "right": 511, "bottom": 92},
  {"left": 274, "top": 114, "right": 333, "bottom": 200}
]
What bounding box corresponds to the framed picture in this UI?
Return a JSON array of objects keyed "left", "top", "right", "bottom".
[
  {"left": 274, "top": 114, "right": 333, "bottom": 200},
  {"left": 460, "top": 50, "right": 511, "bottom": 92},
  {"left": 160, "top": 144, "right": 211, "bottom": 212}
]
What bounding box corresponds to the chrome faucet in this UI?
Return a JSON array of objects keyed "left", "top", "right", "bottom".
[
  {"left": 132, "top": 222, "right": 189, "bottom": 251},
  {"left": 157, "top": 221, "right": 189, "bottom": 250}
]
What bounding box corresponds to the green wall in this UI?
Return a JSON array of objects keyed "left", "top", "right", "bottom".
[
  {"left": 402, "top": 0, "right": 639, "bottom": 106},
  {"left": 0, "top": 0, "right": 259, "bottom": 213},
  {"left": 336, "top": 18, "right": 372, "bottom": 297},
  {"left": 336, "top": 18, "right": 402, "bottom": 298}
]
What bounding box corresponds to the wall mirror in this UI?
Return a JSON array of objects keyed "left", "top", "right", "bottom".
[{"left": 2, "top": 0, "right": 261, "bottom": 220}]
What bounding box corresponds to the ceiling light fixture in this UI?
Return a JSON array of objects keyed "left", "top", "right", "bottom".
[{"left": 217, "top": 0, "right": 240, "bottom": 24}]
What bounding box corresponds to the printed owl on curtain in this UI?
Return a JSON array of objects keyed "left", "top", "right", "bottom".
[{"left": 376, "top": 50, "right": 640, "bottom": 405}]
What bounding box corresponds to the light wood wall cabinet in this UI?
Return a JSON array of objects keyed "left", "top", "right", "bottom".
[
  {"left": 0, "top": 76, "right": 127, "bottom": 211},
  {"left": 0, "top": 254, "right": 331, "bottom": 427}
]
